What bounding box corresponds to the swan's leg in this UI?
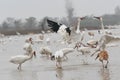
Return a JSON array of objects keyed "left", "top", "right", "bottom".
[{"left": 105, "top": 60, "right": 109, "bottom": 68}]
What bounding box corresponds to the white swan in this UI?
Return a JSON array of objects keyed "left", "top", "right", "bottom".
[
  {"left": 75, "top": 18, "right": 81, "bottom": 34},
  {"left": 23, "top": 42, "right": 33, "bottom": 55},
  {"left": 47, "top": 19, "right": 71, "bottom": 42},
  {"left": 91, "top": 34, "right": 120, "bottom": 56},
  {"left": 75, "top": 17, "right": 86, "bottom": 34},
  {"left": 39, "top": 46, "right": 52, "bottom": 58},
  {"left": 9, "top": 51, "right": 36, "bottom": 70},
  {"left": 51, "top": 48, "right": 74, "bottom": 68}
]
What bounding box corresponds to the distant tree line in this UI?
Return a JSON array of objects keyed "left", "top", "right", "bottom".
[{"left": 0, "top": 6, "right": 120, "bottom": 35}]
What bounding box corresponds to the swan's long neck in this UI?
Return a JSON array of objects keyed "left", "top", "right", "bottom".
[
  {"left": 76, "top": 18, "right": 81, "bottom": 34},
  {"left": 27, "top": 51, "right": 35, "bottom": 60},
  {"left": 100, "top": 18, "right": 105, "bottom": 34}
]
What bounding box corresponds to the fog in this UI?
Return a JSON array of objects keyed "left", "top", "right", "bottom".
[{"left": 0, "top": 0, "right": 120, "bottom": 22}]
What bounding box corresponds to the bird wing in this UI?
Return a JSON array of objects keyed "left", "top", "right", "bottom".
[
  {"left": 10, "top": 55, "right": 29, "bottom": 64},
  {"left": 47, "top": 19, "right": 60, "bottom": 32},
  {"left": 91, "top": 34, "right": 120, "bottom": 56},
  {"left": 62, "top": 48, "right": 74, "bottom": 55},
  {"left": 103, "top": 34, "right": 120, "bottom": 44},
  {"left": 55, "top": 50, "right": 63, "bottom": 58}
]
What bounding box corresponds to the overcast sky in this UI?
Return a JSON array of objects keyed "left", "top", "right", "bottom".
[{"left": 0, "top": 0, "right": 120, "bottom": 22}]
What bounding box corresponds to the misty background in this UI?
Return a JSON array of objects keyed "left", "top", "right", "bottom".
[{"left": 0, "top": 0, "right": 120, "bottom": 35}]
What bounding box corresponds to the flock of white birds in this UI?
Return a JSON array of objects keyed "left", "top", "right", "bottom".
[{"left": 1, "top": 17, "right": 120, "bottom": 70}]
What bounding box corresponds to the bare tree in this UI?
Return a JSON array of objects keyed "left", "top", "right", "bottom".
[
  {"left": 38, "top": 17, "right": 48, "bottom": 31},
  {"left": 115, "top": 6, "right": 120, "bottom": 15},
  {"left": 24, "top": 17, "right": 37, "bottom": 29},
  {"left": 2, "top": 21, "right": 9, "bottom": 30},
  {"left": 14, "top": 19, "right": 22, "bottom": 30},
  {"left": 6, "top": 17, "right": 15, "bottom": 28}
]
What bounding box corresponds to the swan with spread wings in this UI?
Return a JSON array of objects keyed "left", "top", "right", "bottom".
[{"left": 47, "top": 19, "right": 71, "bottom": 42}]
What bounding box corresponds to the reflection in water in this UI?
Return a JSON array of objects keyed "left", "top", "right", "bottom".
[
  {"left": 56, "top": 69, "right": 63, "bottom": 80},
  {"left": 100, "top": 68, "right": 110, "bottom": 80},
  {"left": 10, "top": 70, "right": 39, "bottom": 80}
]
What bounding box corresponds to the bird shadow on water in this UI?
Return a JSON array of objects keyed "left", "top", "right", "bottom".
[{"left": 99, "top": 68, "right": 110, "bottom": 80}]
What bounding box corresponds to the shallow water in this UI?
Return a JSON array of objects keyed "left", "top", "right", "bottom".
[{"left": 0, "top": 29, "right": 120, "bottom": 80}]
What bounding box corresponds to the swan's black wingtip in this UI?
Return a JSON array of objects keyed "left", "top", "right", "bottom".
[{"left": 47, "top": 19, "right": 61, "bottom": 33}]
